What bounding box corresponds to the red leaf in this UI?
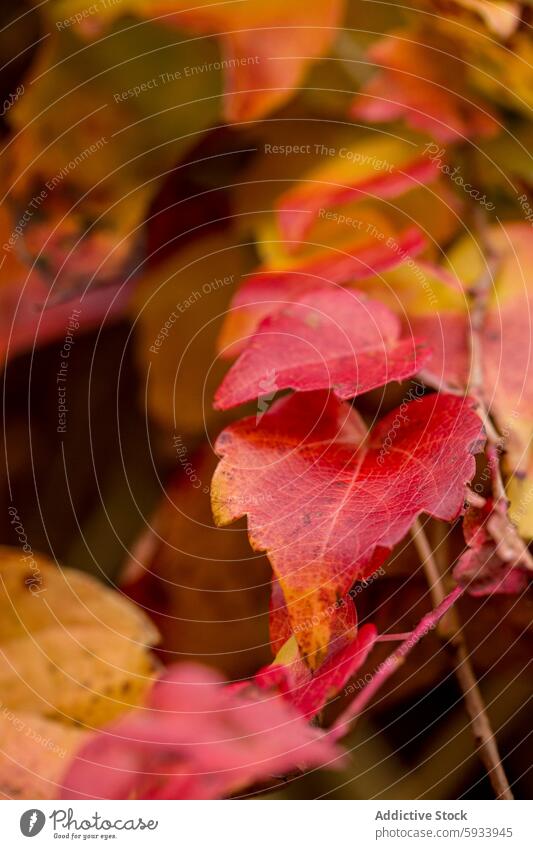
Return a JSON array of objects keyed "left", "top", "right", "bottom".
[
  {"left": 218, "top": 227, "right": 426, "bottom": 358},
  {"left": 0, "top": 276, "right": 131, "bottom": 365},
  {"left": 256, "top": 623, "right": 377, "bottom": 719},
  {"left": 212, "top": 391, "right": 485, "bottom": 661},
  {"left": 408, "top": 223, "right": 533, "bottom": 537},
  {"left": 269, "top": 575, "right": 357, "bottom": 654},
  {"left": 265, "top": 226, "right": 425, "bottom": 284},
  {"left": 215, "top": 285, "right": 432, "bottom": 409},
  {"left": 277, "top": 156, "right": 438, "bottom": 243},
  {"left": 454, "top": 499, "right": 531, "bottom": 596},
  {"left": 59, "top": 663, "right": 343, "bottom": 800},
  {"left": 258, "top": 582, "right": 376, "bottom": 717}
]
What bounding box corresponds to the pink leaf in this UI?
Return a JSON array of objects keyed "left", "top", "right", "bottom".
[
  {"left": 218, "top": 226, "right": 426, "bottom": 359},
  {"left": 215, "top": 285, "right": 431, "bottom": 409},
  {"left": 59, "top": 663, "right": 344, "bottom": 800}
]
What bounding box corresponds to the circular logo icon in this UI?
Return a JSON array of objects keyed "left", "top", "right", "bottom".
[{"left": 20, "top": 810, "right": 46, "bottom": 837}]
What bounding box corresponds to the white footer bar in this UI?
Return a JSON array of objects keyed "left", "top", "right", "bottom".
[{"left": 4, "top": 799, "right": 529, "bottom": 848}]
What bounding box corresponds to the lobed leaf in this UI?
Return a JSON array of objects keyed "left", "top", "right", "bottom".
[{"left": 212, "top": 391, "right": 484, "bottom": 661}]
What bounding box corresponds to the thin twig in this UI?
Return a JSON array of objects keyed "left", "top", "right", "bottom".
[
  {"left": 466, "top": 216, "right": 507, "bottom": 494},
  {"left": 411, "top": 518, "right": 514, "bottom": 800},
  {"left": 332, "top": 586, "right": 464, "bottom": 737}
]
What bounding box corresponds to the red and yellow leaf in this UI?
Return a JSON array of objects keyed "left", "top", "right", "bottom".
[
  {"left": 218, "top": 227, "right": 426, "bottom": 358},
  {"left": 212, "top": 391, "right": 484, "bottom": 662},
  {"left": 276, "top": 139, "right": 440, "bottom": 243}
]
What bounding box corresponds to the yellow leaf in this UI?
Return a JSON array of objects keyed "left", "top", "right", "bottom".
[
  {"left": 0, "top": 547, "right": 159, "bottom": 725},
  {"left": 0, "top": 710, "right": 85, "bottom": 800}
]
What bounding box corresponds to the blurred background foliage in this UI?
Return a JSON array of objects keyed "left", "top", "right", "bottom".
[{"left": 0, "top": 0, "right": 531, "bottom": 799}]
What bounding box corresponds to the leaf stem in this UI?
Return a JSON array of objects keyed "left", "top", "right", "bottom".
[
  {"left": 411, "top": 517, "right": 514, "bottom": 800},
  {"left": 375, "top": 632, "right": 414, "bottom": 642},
  {"left": 466, "top": 216, "right": 507, "bottom": 495},
  {"left": 332, "top": 585, "right": 464, "bottom": 738}
]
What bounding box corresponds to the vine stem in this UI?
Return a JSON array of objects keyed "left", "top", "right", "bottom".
[
  {"left": 332, "top": 585, "right": 464, "bottom": 737},
  {"left": 465, "top": 220, "right": 533, "bottom": 575},
  {"left": 411, "top": 519, "right": 514, "bottom": 800},
  {"left": 405, "top": 215, "right": 510, "bottom": 798},
  {"left": 466, "top": 215, "right": 507, "bottom": 498},
  {"left": 407, "top": 219, "right": 516, "bottom": 798},
  {"left": 332, "top": 217, "right": 515, "bottom": 796},
  {"left": 241, "top": 591, "right": 475, "bottom": 798}
]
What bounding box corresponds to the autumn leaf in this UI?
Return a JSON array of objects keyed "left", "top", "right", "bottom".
[
  {"left": 454, "top": 498, "right": 532, "bottom": 596},
  {"left": 0, "top": 268, "right": 132, "bottom": 368},
  {"left": 1, "top": 0, "right": 529, "bottom": 803},
  {"left": 276, "top": 137, "right": 440, "bottom": 243},
  {"left": 0, "top": 171, "right": 133, "bottom": 368},
  {"left": 255, "top": 203, "right": 426, "bottom": 280},
  {"left": 215, "top": 285, "right": 432, "bottom": 409},
  {"left": 255, "top": 625, "right": 377, "bottom": 718},
  {"left": 268, "top": 574, "right": 359, "bottom": 654},
  {"left": 351, "top": 31, "right": 500, "bottom": 143},
  {"left": 44, "top": 0, "right": 345, "bottom": 122},
  {"left": 217, "top": 228, "right": 426, "bottom": 358},
  {"left": 255, "top": 585, "right": 377, "bottom": 717},
  {"left": 435, "top": 224, "right": 533, "bottom": 537},
  {"left": 232, "top": 124, "right": 461, "bottom": 252},
  {"left": 0, "top": 547, "right": 159, "bottom": 726},
  {"left": 59, "top": 662, "right": 344, "bottom": 799},
  {"left": 212, "top": 391, "right": 484, "bottom": 662},
  {"left": 229, "top": 128, "right": 437, "bottom": 267},
  {"left": 342, "top": 223, "right": 533, "bottom": 539}
]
